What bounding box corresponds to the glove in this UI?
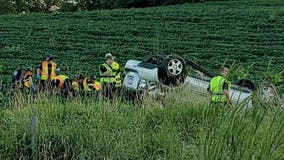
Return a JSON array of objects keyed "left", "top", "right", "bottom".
[{"left": 36, "top": 75, "right": 40, "bottom": 81}]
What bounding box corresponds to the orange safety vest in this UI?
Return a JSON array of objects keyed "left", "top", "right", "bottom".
[
  {"left": 83, "top": 78, "right": 102, "bottom": 91},
  {"left": 41, "top": 61, "right": 57, "bottom": 81},
  {"left": 54, "top": 75, "right": 69, "bottom": 88},
  {"left": 93, "top": 80, "right": 102, "bottom": 91},
  {"left": 23, "top": 71, "right": 33, "bottom": 88},
  {"left": 24, "top": 71, "right": 33, "bottom": 78}
]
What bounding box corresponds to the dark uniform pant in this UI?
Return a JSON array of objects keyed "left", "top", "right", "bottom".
[{"left": 102, "top": 83, "right": 116, "bottom": 99}]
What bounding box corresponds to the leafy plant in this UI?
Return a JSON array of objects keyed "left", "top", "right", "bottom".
[
  {"left": 228, "top": 61, "right": 255, "bottom": 81},
  {"left": 264, "top": 61, "right": 284, "bottom": 85}
]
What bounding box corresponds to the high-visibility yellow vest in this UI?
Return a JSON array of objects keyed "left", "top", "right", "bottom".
[
  {"left": 209, "top": 75, "right": 231, "bottom": 103},
  {"left": 41, "top": 61, "right": 57, "bottom": 81},
  {"left": 54, "top": 75, "right": 69, "bottom": 88},
  {"left": 72, "top": 80, "right": 79, "bottom": 92},
  {"left": 24, "top": 81, "right": 31, "bottom": 88},
  {"left": 94, "top": 81, "right": 102, "bottom": 91},
  {"left": 23, "top": 71, "right": 33, "bottom": 88},
  {"left": 24, "top": 71, "right": 33, "bottom": 78},
  {"left": 99, "top": 63, "right": 116, "bottom": 83},
  {"left": 112, "top": 61, "right": 122, "bottom": 88},
  {"left": 83, "top": 77, "right": 102, "bottom": 91}
]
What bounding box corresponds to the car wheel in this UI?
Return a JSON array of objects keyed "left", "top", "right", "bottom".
[
  {"left": 235, "top": 79, "right": 257, "bottom": 91},
  {"left": 159, "top": 55, "right": 187, "bottom": 86}
]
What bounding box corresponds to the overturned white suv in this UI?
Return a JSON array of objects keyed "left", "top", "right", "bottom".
[{"left": 123, "top": 55, "right": 280, "bottom": 107}]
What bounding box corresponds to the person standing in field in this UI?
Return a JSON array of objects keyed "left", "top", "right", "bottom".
[
  {"left": 99, "top": 53, "right": 117, "bottom": 99},
  {"left": 36, "top": 54, "right": 59, "bottom": 91},
  {"left": 208, "top": 65, "right": 231, "bottom": 105},
  {"left": 111, "top": 54, "right": 122, "bottom": 94}
]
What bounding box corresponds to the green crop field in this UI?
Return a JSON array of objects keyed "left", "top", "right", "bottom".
[{"left": 0, "top": 0, "right": 284, "bottom": 84}]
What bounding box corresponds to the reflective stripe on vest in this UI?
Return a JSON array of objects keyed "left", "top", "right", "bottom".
[
  {"left": 54, "top": 75, "right": 69, "bottom": 88},
  {"left": 210, "top": 76, "right": 230, "bottom": 103},
  {"left": 83, "top": 78, "right": 89, "bottom": 91},
  {"left": 112, "top": 61, "right": 122, "bottom": 88},
  {"left": 41, "top": 61, "right": 57, "bottom": 80},
  {"left": 99, "top": 63, "right": 116, "bottom": 83}
]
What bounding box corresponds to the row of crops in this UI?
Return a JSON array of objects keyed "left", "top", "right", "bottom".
[{"left": 0, "top": 0, "right": 283, "bottom": 87}]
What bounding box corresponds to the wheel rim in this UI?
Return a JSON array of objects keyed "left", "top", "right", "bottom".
[{"left": 167, "top": 59, "right": 183, "bottom": 76}]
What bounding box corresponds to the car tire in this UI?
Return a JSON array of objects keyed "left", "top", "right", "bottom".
[
  {"left": 235, "top": 79, "right": 257, "bottom": 91},
  {"left": 159, "top": 55, "right": 187, "bottom": 86}
]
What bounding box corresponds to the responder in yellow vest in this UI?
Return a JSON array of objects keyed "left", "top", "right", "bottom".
[
  {"left": 12, "top": 68, "right": 35, "bottom": 94},
  {"left": 83, "top": 76, "right": 101, "bottom": 92},
  {"left": 71, "top": 78, "right": 80, "bottom": 93},
  {"left": 208, "top": 65, "right": 231, "bottom": 105},
  {"left": 36, "top": 54, "right": 59, "bottom": 91},
  {"left": 78, "top": 75, "right": 102, "bottom": 93},
  {"left": 23, "top": 68, "right": 33, "bottom": 88},
  {"left": 23, "top": 68, "right": 35, "bottom": 94},
  {"left": 99, "top": 53, "right": 117, "bottom": 99},
  {"left": 112, "top": 60, "right": 122, "bottom": 89},
  {"left": 52, "top": 75, "right": 71, "bottom": 97}
]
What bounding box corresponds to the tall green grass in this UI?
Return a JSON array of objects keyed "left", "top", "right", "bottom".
[{"left": 0, "top": 88, "right": 283, "bottom": 159}]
